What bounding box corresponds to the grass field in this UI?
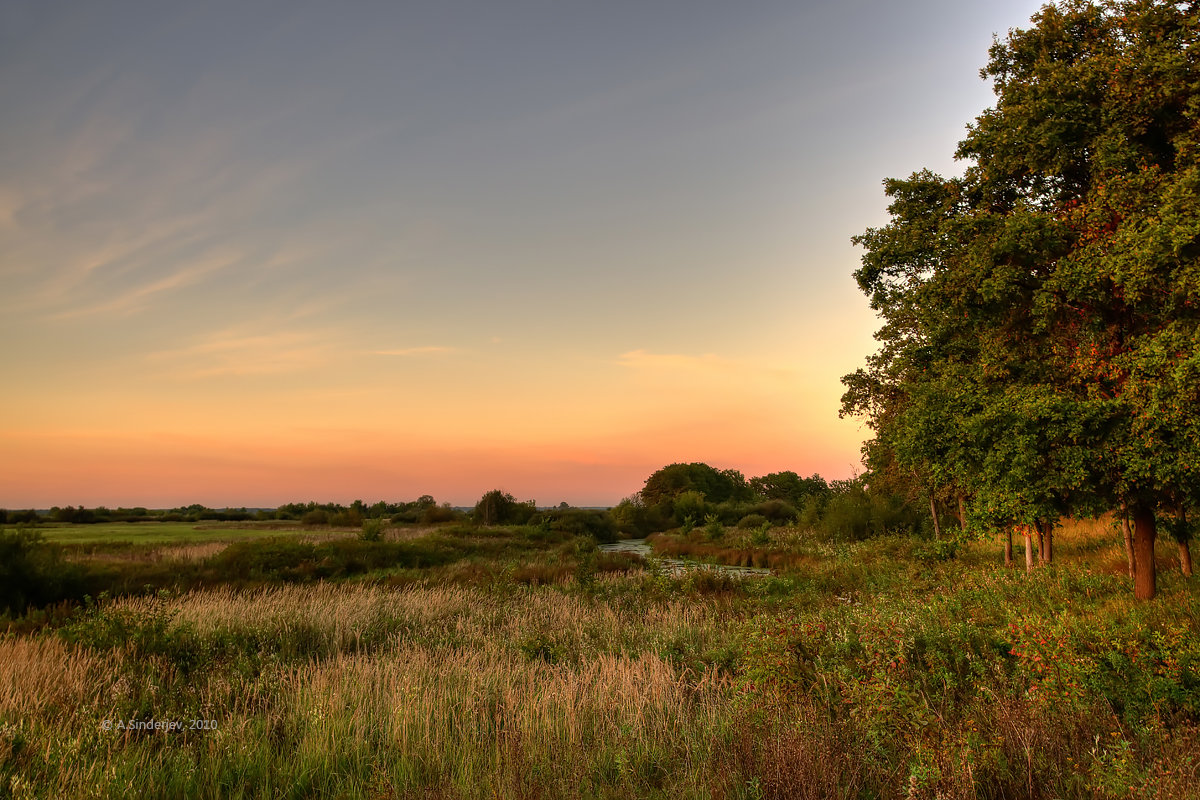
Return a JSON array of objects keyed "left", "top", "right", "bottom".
[
  {"left": 35, "top": 521, "right": 310, "bottom": 546},
  {"left": 2, "top": 519, "right": 1198, "bottom": 799}
]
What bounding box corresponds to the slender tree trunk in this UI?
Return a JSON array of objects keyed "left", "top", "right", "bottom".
[
  {"left": 1005, "top": 527, "right": 1013, "bottom": 566},
  {"left": 930, "top": 495, "right": 941, "bottom": 539},
  {"left": 1037, "top": 520, "right": 1053, "bottom": 565},
  {"left": 957, "top": 494, "right": 967, "bottom": 532},
  {"left": 1179, "top": 541, "right": 1193, "bottom": 578},
  {"left": 1121, "top": 505, "right": 1136, "bottom": 580},
  {"left": 1024, "top": 527, "right": 1035, "bottom": 572},
  {"left": 1132, "top": 505, "right": 1158, "bottom": 601}
]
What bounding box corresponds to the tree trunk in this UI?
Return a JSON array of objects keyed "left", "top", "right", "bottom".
[
  {"left": 1132, "top": 505, "right": 1157, "bottom": 601},
  {"left": 1179, "top": 540, "right": 1193, "bottom": 578},
  {"left": 1005, "top": 527, "right": 1013, "bottom": 566},
  {"left": 1121, "top": 505, "right": 1136, "bottom": 580},
  {"left": 957, "top": 495, "right": 967, "bottom": 532},
  {"left": 930, "top": 495, "right": 941, "bottom": 539},
  {"left": 1037, "top": 520, "right": 1053, "bottom": 565},
  {"left": 1024, "top": 527, "right": 1035, "bottom": 572}
]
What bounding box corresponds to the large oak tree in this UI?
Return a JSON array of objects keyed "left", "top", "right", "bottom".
[{"left": 844, "top": 0, "right": 1200, "bottom": 599}]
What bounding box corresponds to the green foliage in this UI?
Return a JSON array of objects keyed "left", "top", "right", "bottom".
[
  {"left": 748, "top": 471, "right": 828, "bottom": 508},
  {"left": 573, "top": 537, "right": 599, "bottom": 588},
  {"left": 360, "top": 519, "right": 385, "bottom": 542},
  {"left": 703, "top": 514, "right": 724, "bottom": 541},
  {"left": 300, "top": 509, "right": 328, "bottom": 526},
  {"left": 672, "top": 490, "right": 709, "bottom": 527},
  {"left": 744, "top": 499, "right": 800, "bottom": 525},
  {"left": 0, "top": 528, "right": 87, "bottom": 615},
  {"left": 736, "top": 513, "right": 769, "bottom": 530},
  {"left": 535, "top": 508, "right": 618, "bottom": 543},
  {"left": 420, "top": 503, "right": 462, "bottom": 524},
  {"left": 842, "top": 0, "right": 1200, "bottom": 598},
  {"left": 473, "top": 489, "right": 536, "bottom": 526},
  {"left": 913, "top": 536, "right": 959, "bottom": 562},
  {"left": 611, "top": 495, "right": 669, "bottom": 535},
  {"left": 209, "top": 537, "right": 458, "bottom": 582},
  {"left": 640, "top": 462, "right": 752, "bottom": 506}
]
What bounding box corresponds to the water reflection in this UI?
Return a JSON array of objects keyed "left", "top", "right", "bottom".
[{"left": 599, "top": 538, "right": 771, "bottom": 577}]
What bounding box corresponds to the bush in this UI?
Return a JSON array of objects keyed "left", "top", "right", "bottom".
[
  {"left": 301, "top": 509, "right": 329, "bottom": 526},
  {"left": 747, "top": 499, "right": 799, "bottom": 525},
  {"left": 704, "top": 514, "right": 724, "bottom": 541},
  {"left": 737, "top": 513, "right": 769, "bottom": 529},
  {"left": 421, "top": 504, "right": 461, "bottom": 524},
  {"left": 0, "top": 529, "right": 87, "bottom": 615},
  {"left": 474, "top": 490, "right": 537, "bottom": 526},
  {"left": 360, "top": 519, "right": 386, "bottom": 542},
  {"left": 209, "top": 537, "right": 458, "bottom": 583},
  {"left": 329, "top": 509, "right": 363, "bottom": 528},
  {"left": 537, "top": 509, "right": 618, "bottom": 543},
  {"left": 611, "top": 495, "right": 670, "bottom": 536},
  {"left": 673, "top": 491, "right": 709, "bottom": 527}
]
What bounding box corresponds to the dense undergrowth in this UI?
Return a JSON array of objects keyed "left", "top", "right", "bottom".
[{"left": 1, "top": 521, "right": 1198, "bottom": 799}]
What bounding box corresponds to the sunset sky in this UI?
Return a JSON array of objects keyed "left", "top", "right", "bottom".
[{"left": 1, "top": 1, "right": 1047, "bottom": 508}]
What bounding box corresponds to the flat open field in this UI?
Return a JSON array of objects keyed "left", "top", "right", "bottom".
[
  {"left": 3, "top": 519, "right": 1198, "bottom": 799},
  {"left": 36, "top": 521, "right": 311, "bottom": 546}
]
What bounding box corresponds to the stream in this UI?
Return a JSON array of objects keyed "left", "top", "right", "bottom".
[{"left": 599, "top": 538, "right": 771, "bottom": 577}]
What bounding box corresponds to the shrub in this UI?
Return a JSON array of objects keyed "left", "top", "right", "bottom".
[
  {"left": 747, "top": 499, "right": 800, "bottom": 525},
  {"left": 301, "top": 509, "right": 329, "bottom": 526},
  {"left": 537, "top": 508, "right": 618, "bottom": 543},
  {"left": 673, "top": 491, "right": 709, "bottom": 527},
  {"left": 360, "top": 519, "right": 385, "bottom": 542},
  {"left": 611, "top": 495, "right": 669, "bottom": 535},
  {"left": 474, "top": 490, "right": 537, "bottom": 526},
  {"left": 421, "top": 503, "right": 461, "bottom": 524},
  {"left": 573, "top": 537, "right": 598, "bottom": 588},
  {"left": 737, "top": 513, "right": 770, "bottom": 529},
  {"left": 328, "top": 509, "right": 363, "bottom": 528},
  {"left": 0, "top": 529, "right": 87, "bottom": 615},
  {"left": 704, "top": 514, "right": 724, "bottom": 541}
]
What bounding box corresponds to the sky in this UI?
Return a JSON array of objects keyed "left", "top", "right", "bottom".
[{"left": 0, "top": 0, "right": 1049, "bottom": 508}]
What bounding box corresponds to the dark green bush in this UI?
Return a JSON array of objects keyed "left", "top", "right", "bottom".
[
  {"left": 537, "top": 508, "right": 618, "bottom": 543},
  {"left": 329, "top": 509, "right": 363, "bottom": 527},
  {"left": 611, "top": 496, "right": 669, "bottom": 536},
  {"left": 747, "top": 499, "right": 800, "bottom": 524},
  {"left": 301, "top": 509, "right": 329, "bottom": 526},
  {"left": 207, "top": 537, "right": 458, "bottom": 583},
  {"left": 360, "top": 519, "right": 385, "bottom": 542},
  {"left": 421, "top": 504, "right": 461, "bottom": 524},
  {"left": 0, "top": 529, "right": 88, "bottom": 615},
  {"left": 474, "top": 490, "right": 537, "bottom": 526}
]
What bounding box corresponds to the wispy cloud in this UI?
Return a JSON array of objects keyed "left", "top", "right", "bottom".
[
  {"left": 371, "top": 346, "right": 458, "bottom": 357},
  {"left": 49, "top": 250, "right": 241, "bottom": 320},
  {"left": 145, "top": 327, "right": 337, "bottom": 378}
]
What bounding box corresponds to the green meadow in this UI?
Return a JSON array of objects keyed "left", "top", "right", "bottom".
[
  {"left": 2, "top": 516, "right": 1198, "bottom": 799},
  {"left": 35, "top": 521, "right": 308, "bottom": 546}
]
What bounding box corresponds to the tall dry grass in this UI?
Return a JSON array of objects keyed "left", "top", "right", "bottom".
[{"left": 2, "top": 583, "right": 738, "bottom": 799}]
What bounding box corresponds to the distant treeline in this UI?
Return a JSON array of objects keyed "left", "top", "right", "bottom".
[{"left": 0, "top": 461, "right": 927, "bottom": 541}]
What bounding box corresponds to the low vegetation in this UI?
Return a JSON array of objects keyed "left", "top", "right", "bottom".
[{"left": 2, "top": 497, "right": 1197, "bottom": 799}]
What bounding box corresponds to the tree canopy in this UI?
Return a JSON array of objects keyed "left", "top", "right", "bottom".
[
  {"left": 842, "top": 0, "right": 1200, "bottom": 599},
  {"left": 640, "top": 462, "right": 753, "bottom": 506}
]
